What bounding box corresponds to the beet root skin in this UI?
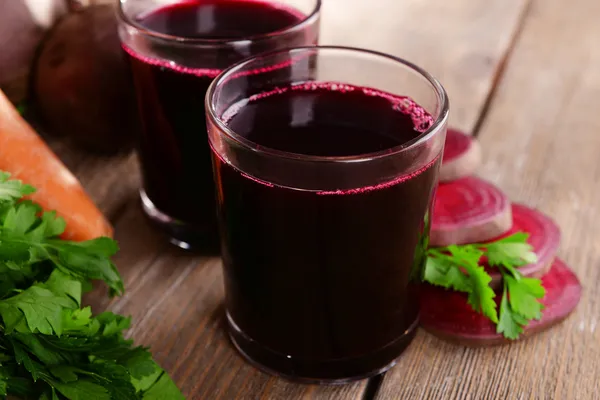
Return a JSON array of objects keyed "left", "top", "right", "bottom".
[
  {"left": 439, "top": 128, "right": 482, "bottom": 182},
  {"left": 33, "top": 4, "right": 139, "bottom": 154},
  {"left": 487, "top": 204, "right": 561, "bottom": 289},
  {"left": 419, "top": 258, "right": 581, "bottom": 347},
  {"left": 431, "top": 176, "right": 512, "bottom": 246}
]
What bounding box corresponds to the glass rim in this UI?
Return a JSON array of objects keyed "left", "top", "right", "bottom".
[
  {"left": 117, "top": 0, "right": 322, "bottom": 46},
  {"left": 206, "top": 45, "right": 450, "bottom": 163}
]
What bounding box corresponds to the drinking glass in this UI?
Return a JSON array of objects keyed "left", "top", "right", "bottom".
[
  {"left": 206, "top": 46, "right": 449, "bottom": 383},
  {"left": 118, "top": 0, "right": 321, "bottom": 252}
]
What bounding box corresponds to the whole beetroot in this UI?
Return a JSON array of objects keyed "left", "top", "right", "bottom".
[{"left": 33, "top": 3, "right": 138, "bottom": 154}]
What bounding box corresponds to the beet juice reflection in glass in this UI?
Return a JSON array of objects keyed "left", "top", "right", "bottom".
[
  {"left": 117, "top": 0, "right": 320, "bottom": 251},
  {"left": 206, "top": 47, "right": 449, "bottom": 382}
]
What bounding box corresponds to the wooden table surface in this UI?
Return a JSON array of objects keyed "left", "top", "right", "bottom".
[{"left": 50, "top": 0, "right": 600, "bottom": 398}]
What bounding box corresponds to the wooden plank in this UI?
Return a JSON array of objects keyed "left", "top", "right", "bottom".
[
  {"left": 71, "top": 152, "right": 139, "bottom": 220},
  {"left": 376, "top": 0, "right": 600, "bottom": 398},
  {"left": 62, "top": 0, "right": 534, "bottom": 398},
  {"left": 320, "top": 0, "right": 530, "bottom": 133}
]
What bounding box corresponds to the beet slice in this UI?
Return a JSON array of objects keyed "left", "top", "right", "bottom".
[
  {"left": 440, "top": 128, "right": 482, "bottom": 182},
  {"left": 420, "top": 258, "right": 581, "bottom": 346},
  {"left": 431, "top": 177, "right": 512, "bottom": 246},
  {"left": 487, "top": 204, "right": 560, "bottom": 289}
]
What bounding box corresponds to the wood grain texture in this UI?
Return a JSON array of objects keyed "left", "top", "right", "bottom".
[
  {"left": 45, "top": 138, "right": 140, "bottom": 220},
  {"left": 71, "top": 152, "right": 139, "bottom": 220},
  {"left": 320, "top": 0, "right": 530, "bottom": 133},
  {"left": 376, "top": 0, "right": 600, "bottom": 398},
  {"left": 56, "top": 0, "right": 537, "bottom": 398}
]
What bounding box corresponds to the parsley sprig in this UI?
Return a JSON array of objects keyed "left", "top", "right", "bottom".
[
  {"left": 425, "top": 233, "right": 546, "bottom": 339},
  {"left": 0, "top": 172, "right": 183, "bottom": 399}
]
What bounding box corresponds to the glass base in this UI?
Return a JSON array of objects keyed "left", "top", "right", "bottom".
[
  {"left": 140, "top": 190, "right": 220, "bottom": 254},
  {"left": 227, "top": 312, "right": 418, "bottom": 384}
]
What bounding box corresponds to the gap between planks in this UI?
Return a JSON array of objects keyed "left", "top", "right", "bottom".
[{"left": 471, "top": 0, "right": 535, "bottom": 138}]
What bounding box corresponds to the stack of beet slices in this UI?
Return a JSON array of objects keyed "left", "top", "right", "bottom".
[{"left": 421, "top": 128, "right": 582, "bottom": 346}]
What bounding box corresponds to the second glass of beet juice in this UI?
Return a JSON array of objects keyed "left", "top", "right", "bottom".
[
  {"left": 206, "top": 46, "right": 449, "bottom": 382},
  {"left": 117, "top": 0, "right": 320, "bottom": 251}
]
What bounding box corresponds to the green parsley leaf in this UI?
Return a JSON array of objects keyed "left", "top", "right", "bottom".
[
  {"left": 496, "top": 285, "right": 526, "bottom": 340},
  {"left": 495, "top": 250, "right": 545, "bottom": 340},
  {"left": 49, "top": 365, "right": 80, "bottom": 383},
  {"left": 505, "top": 275, "right": 545, "bottom": 320},
  {"left": 12, "top": 339, "right": 46, "bottom": 381},
  {"left": 0, "top": 171, "right": 184, "bottom": 399},
  {"left": 444, "top": 245, "right": 498, "bottom": 323},
  {"left": 461, "top": 266, "right": 498, "bottom": 323},
  {"left": 0, "top": 236, "right": 124, "bottom": 297},
  {"left": 3, "top": 200, "right": 41, "bottom": 235},
  {"left": 40, "top": 389, "right": 60, "bottom": 400},
  {"left": 44, "top": 269, "right": 83, "bottom": 308},
  {"left": 0, "top": 172, "right": 35, "bottom": 204},
  {"left": 118, "top": 347, "right": 158, "bottom": 380},
  {"left": 6, "top": 376, "right": 38, "bottom": 398},
  {"left": 0, "top": 261, "right": 39, "bottom": 299},
  {"left": 131, "top": 366, "right": 162, "bottom": 393},
  {"left": 0, "top": 238, "right": 123, "bottom": 297},
  {"left": 28, "top": 211, "right": 67, "bottom": 240},
  {"left": 48, "top": 239, "right": 124, "bottom": 296},
  {"left": 12, "top": 333, "right": 68, "bottom": 365},
  {"left": 423, "top": 254, "right": 471, "bottom": 292},
  {"left": 62, "top": 307, "right": 94, "bottom": 332},
  {"left": 97, "top": 312, "right": 131, "bottom": 337},
  {"left": 425, "top": 232, "right": 546, "bottom": 340},
  {"left": 485, "top": 234, "right": 538, "bottom": 269},
  {"left": 520, "top": 275, "right": 545, "bottom": 298},
  {"left": 53, "top": 379, "right": 111, "bottom": 400},
  {"left": 142, "top": 371, "right": 185, "bottom": 400},
  {"left": 86, "top": 361, "right": 139, "bottom": 400},
  {"left": 0, "top": 285, "right": 75, "bottom": 335}
]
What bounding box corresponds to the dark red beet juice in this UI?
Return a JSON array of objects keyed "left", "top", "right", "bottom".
[
  {"left": 212, "top": 83, "right": 440, "bottom": 381},
  {"left": 120, "top": 0, "right": 318, "bottom": 250}
]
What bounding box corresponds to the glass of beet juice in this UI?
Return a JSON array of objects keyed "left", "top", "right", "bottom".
[
  {"left": 117, "top": 0, "right": 320, "bottom": 252},
  {"left": 206, "top": 46, "right": 449, "bottom": 383}
]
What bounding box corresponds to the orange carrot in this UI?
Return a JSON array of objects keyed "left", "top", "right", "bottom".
[{"left": 0, "top": 89, "right": 113, "bottom": 241}]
